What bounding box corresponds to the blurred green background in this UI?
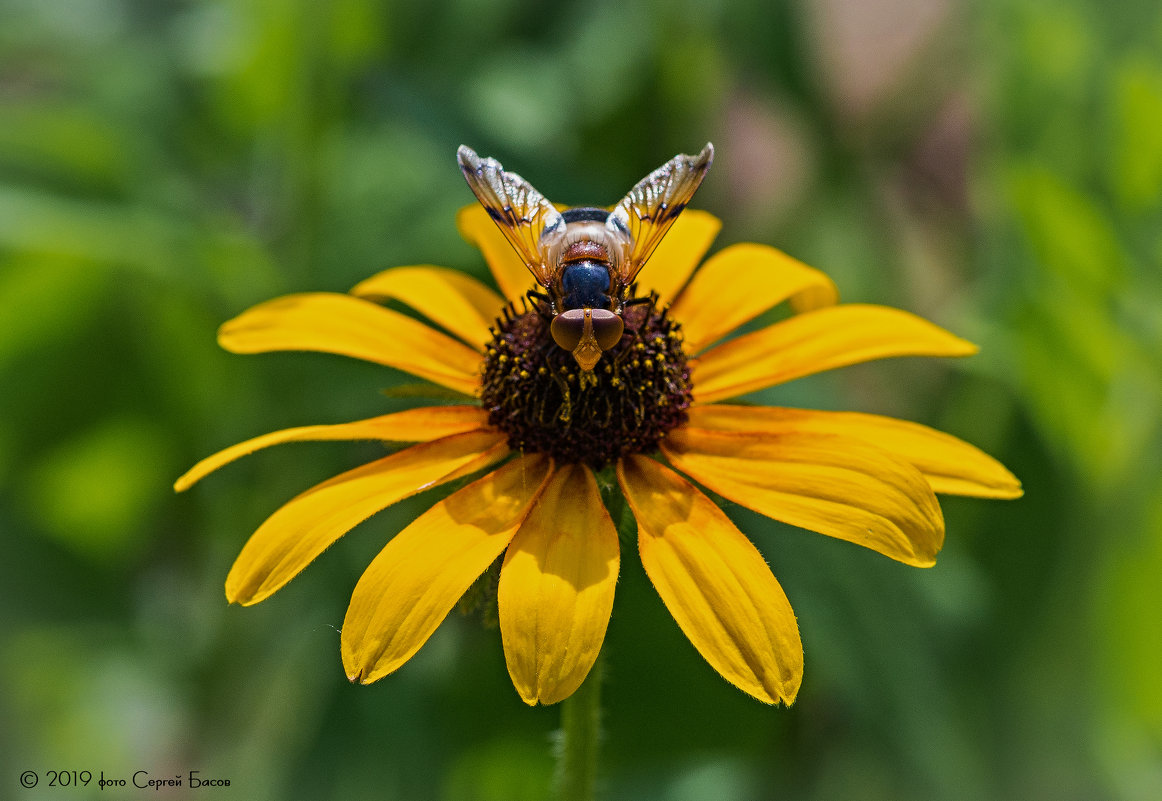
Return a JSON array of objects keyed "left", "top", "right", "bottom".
[{"left": 2, "top": 0, "right": 1160, "bottom": 798}]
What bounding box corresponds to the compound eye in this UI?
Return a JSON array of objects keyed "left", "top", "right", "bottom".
[
  {"left": 551, "top": 309, "right": 586, "bottom": 352},
  {"left": 589, "top": 309, "right": 624, "bottom": 351}
]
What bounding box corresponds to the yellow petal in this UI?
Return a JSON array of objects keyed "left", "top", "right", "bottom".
[
  {"left": 457, "top": 204, "right": 535, "bottom": 303},
  {"left": 687, "top": 405, "right": 1023, "bottom": 499},
  {"left": 669, "top": 243, "right": 839, "bottom": 354},
  {"left": 617, "top": 455, "right": 802, "bottom": 705},
  {"left": 225, "top": 429, "right": 509, "bottom": 605},
  {"left": 350, "top": 265, "right": 504, "bottom": 350},
  {"left": 498, "top": 463, "right": 619, "bottom": 706},
  {"left": 218, "top": 293, "right": 481, "bottom": 396},
  {"left": 342, "top": 455, "right": 552, "bottom": 684},
  {"left": 662, "top": 427, "right": 944, "bottom": 567},
  {"left": 639, "top": 210, "right": 721, "bottom": 304},
  {"left": 175, "top": 406, "right": 490, "bottom": 492},
  {"left": 692, "top": 304, "right": 978, "bottom": 403}
]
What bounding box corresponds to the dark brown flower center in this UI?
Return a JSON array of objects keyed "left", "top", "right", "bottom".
[{"left": 479, "top": 298, "right": 693, "bottom": 469}]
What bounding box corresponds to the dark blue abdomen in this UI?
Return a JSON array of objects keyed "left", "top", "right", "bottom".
[{"left": 560, "top": 261, "right": 611, "bottom": 309}]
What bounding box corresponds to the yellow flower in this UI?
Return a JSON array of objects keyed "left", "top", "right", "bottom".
[{"left": 176, "top": 205, "right": 1021, "bottom": 707}]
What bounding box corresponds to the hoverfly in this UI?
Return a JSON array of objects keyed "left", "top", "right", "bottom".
[{"left": 457, "top": 143, "right": 714, "bottom": 372}]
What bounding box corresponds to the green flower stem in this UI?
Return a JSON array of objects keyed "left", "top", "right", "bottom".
[
  {"left": 553, "top": 469, "right": 627, "bottom": 800},
  {"left": 554, "top": 651, "right": 605, "bottom": 801}
]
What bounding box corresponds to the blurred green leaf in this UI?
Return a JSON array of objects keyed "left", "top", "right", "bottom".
[
  {"left": 205, "top": 0, "right": 311, "bottom": 136},
  {"left": 1110, "top": 54, "right": 1162, "bottom": 212},
  {"left": 0, "top": 185, "right": 280, "bottom": 302},
  {"left": 0, "top": 103, "right": 136, "bottom": 191},
  {"left": 465, "top": 52, "right": 574, "bottom": 153},
  {"left": 23, "top": 417, "right": 175, "bottom": 560},
  {"left": 2, "top": 627, "right": 186, "bottom": 769},
  {"left": 1006, "top": 162, "right": 1124, "bottom": 292},
  {"left": 1098, "top": 491, "right": 1162, "bottom": 736},
  {"left": 0, "top": 186, "right": 182, "bottom": 272},
  {"left": 325, "top": 0, "right": 387, "bottom": 70},
  {"left": 662, "top": 757, "right": 760, "bottom": 801},
  {"left": 442, "top": 737, "right": 553, "bottom": 801},
  {"left": 1017, "top": 2, "right": 1092, "bottom": 88},
  {"left": 0, "top": 255, "right": 108, "bottom": 371}
]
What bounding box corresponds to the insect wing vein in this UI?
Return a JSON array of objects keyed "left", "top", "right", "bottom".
[
  {"left": 608, "top": 143, "right": 714, "bottom": 288},
  {"left": 457, "top": 146, "right": 565, "bottom": 288}
]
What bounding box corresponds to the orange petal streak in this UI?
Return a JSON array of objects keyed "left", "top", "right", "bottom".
[
  {"left": 225, "top": 429, "right": 509, "bottom": 605},
  {"left": 692, "top": 304, "right": 978, "bottom": 403},
  {"left": 499, "top": 464, "right": 619, "bottom": 706},
  {"left": 175, "top": 406, "right": 490, "bottom": 492},
  {"left": 218, "top": 293, "right": 481, "bottom": 395},
  {"left": 342, "top": 455, "right": 553, "bottom": 684},
  {"left": 662, "top": 427, "right": 944, "bottom": 566},
  {"left": 617, "top": 455, "right": 802, "bottom": 705},
  {"left": 687, "top": 405, "right": 1023, "bottom": 499}
]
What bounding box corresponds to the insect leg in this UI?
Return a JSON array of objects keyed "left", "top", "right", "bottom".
[{"left": 526, "top": 289, "right": 554, "bottom": 319}]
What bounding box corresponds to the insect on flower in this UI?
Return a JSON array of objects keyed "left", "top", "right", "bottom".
[
  {"left": 457, "top": 144, "right": 714, "bottom": 372},
  {"left": 177, "top": 142, "right": 1023, "bottom": 709}
]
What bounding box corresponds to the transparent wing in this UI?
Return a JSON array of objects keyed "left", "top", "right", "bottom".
[
  {"left": 457, "top": 145, "right": 566, "bottom": 288},
  {"left": 607, "top": 143, "right": 714, "bottom": 287}
]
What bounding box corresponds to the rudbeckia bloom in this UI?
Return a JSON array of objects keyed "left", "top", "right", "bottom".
[{"left": 177, "top": 170, "right": 1021, "bottom": 708}]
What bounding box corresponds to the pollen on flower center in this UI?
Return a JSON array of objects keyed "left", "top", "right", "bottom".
[{"left": 479, "top": 298, "right": 693, "bottom": 469}]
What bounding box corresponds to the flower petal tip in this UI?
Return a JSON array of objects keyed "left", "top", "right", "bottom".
[
  {"left": 215, "top": 318, "right": 249, "bottom": 353},
  {"left": 762, "top": 672, "right": 803, "bottom": 707},
  {"left": 985, "top": 470, "right": 1024, "bottom": 500},
  {"left": 756, "top": 668, "right": 803, "bottom": 706},
  {"left": 224, "top": 579, "right": 267, "bottom": 607},
  {"left": 342, "top": 651, "right": 381, "bottom": 685},
  {"left": 342, "top": 652, "right": 394, "bottom": 686},
  {"left": 902, "top": 541, "right": 941, "bottom": 569},
  {"left": 956, "top": 338, "right": 980, "bottom": 357},
  {"left": 740, "top": 674, "right": 800, "bottom": 707}
]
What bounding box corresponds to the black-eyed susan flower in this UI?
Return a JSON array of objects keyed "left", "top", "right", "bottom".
[{"left": 176, "top": 150, "right": 1021, "bottom": 708}]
